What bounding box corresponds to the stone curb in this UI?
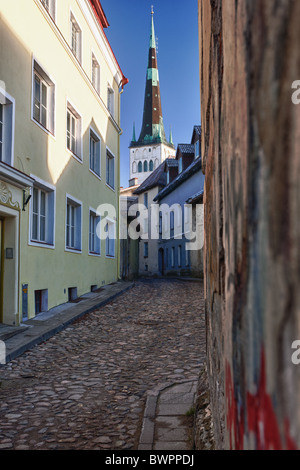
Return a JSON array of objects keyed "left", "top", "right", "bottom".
[{"left": 138, "top": 378, "right": 198, "bottom": 451}]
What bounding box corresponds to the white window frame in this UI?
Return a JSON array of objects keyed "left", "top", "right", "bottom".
[
  {"left": 32, "top": 58, "right": 55, "bottom": 137},
  {"left": 91, "top": 53, "right": 100, "bottom": 94},
  {"left": 65, "top": 194, "right": 82, "bottom": 253},
  {"left": 66, "top": 100, "right": 82, "bottom": 161},
  {"left": 70, "top": 11, "right": 82, "bottom": 64},
  {"left": 89, "top": 127, "right": 101, "bottom": 178},
  {"left": 105, "top": 218, "right": 116, "bottom": 258},
  {"left": 40, "top": 0, "right": 56, "bottom": 21},
  {"left": 29, "top": 175, "right": 56, "bottom": 249},
  {"left": 107, "top": 85, "right": 115, "bottom": 117},
  {"left": 89, "top": 208, "right": 101, "bottom": 256},
  {"left": 106, "top": 147, "right": 115, "bottom": 190},
  {"left": 0, "top": 86, "right": 15, "bottom": 166}
]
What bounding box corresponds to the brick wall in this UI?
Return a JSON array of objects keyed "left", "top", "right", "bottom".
[{"left": 198, "top": 0, "right": 300, "bottom": 449}]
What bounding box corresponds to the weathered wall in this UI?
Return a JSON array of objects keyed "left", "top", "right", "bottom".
[{"left": 198, "top": 0, "right": 300, "bottom": 449}]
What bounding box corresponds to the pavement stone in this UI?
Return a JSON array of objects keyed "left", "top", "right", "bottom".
[{"left": 0, "top": 279, "right": 206, "bottom": 450}]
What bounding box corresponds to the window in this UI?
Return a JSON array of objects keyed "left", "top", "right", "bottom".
[
  {"left": 144, "top": 242, "right": 149, "bottom": 258},
  {"left": 92, "top": 54, "right": 100, "bottom": 94},
  {"left": 66, "top": 196, "right": 82, "bottom": 251},
  {"left": 159, "top": 212, "right": 162, "bottom": 238},
  {"left": 144, "top": 160, "right": 148, "bottom": 172},
  {"left": 144, "top": 192, "right": 148, "bottom": 209},
  {"left": 40, "top": 0, "right": 56, "bottom": 20},
  {"left": 106, "top": 149, "right": 115, "bottom": 189},
  {"left": 0, "top": 88, "right": 14, "bottom": 165},
  {"left": 67, "top": 102, "right": 82, "bottom": 159},
  {"left": 89, "top": 210, "right": 100, "bottom": 255},
  {"left": 70, "top": 13, "right": 82, "bottom": 63},
  {"left": 178, "top": 245, "right": 182, "bottom": 267},
  {"left": 106, "top": 220, "right": 116, "bottom": 257},
  {"left": 149, "top": 160, "right": 154, "bottom": 171},
  {"left": 178, "top": 157, "right": 183, "bottom": 173},
  {"left": 30, "top": 180, "right": 55, "bottom": 247},
  {"left": 170, "top": 211, "right": 174, "bottom": 238},
  {"left": 33, "top": 61, "right": 55, "bottom": 134},
  {"left": 167, "top": 171, "right": 170, "bottom": 184},
  {"left": 107, "top": 86, "right": 114, "bottom": 116},
  {"left": 195, "top": 140, "right": 200, "bottom": 159},
  {"left": 89, "top": 129, "right": 101, "bottom": 176},
  {"left": 138, "top": 161, "right": 143, "bottom": 173},
  {"left": 171, "top": 247, "right": 175, "bottom": 268},
  {"left": 132, "top": 161, "right": 137, "bottom": 173}
]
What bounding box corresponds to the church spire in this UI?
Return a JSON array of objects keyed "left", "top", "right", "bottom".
[{"left": 136, "top": 8, "right": 174, "bottom": 148}]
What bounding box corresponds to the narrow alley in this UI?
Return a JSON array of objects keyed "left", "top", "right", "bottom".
[{"left": 0, "top": 280, "right": 205, "bottom": 450}]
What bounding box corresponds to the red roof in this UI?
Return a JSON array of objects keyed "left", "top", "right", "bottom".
[{"left": 88, "top": 0, "right": 128, "bottom": 89}]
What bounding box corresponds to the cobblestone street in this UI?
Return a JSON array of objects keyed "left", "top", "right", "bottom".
[{"left": 0, "top": 280, "right": 205, "bottom": 450}]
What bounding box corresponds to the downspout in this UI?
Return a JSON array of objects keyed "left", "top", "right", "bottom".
[{"left": 117, "top": 84, "right": 124, "bottom": 281}]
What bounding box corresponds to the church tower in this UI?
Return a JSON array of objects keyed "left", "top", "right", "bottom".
[{"left": 129, "top": 8, "right": 175, "bottom": 186}]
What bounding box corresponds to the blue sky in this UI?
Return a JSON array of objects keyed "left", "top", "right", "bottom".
[{"left": 100, "top": 0, "right": 201, "bottom": 188}]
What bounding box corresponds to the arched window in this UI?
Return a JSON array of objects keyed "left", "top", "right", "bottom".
[
  {"left": 144, "top": 160, "right": 148, "bottom": 172},
  {"left": 154, "top": 159, "right": 159, "bottom": 169},
  {"left": 132, "top": 161, "right": 137, "bottom": 173},
  {"left": 149, "top": 160, "right": 154, "bottom": 171},
  {"left": 138, "top": 161, "right": 143, "bottom": 173}
]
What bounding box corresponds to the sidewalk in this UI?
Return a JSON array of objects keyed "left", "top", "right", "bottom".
[
  {"left": 138, "top": 379, "right": 198, "bottom": 450},
  {"left": 0, "top": 281, "right": 134, "bottom": 363}
]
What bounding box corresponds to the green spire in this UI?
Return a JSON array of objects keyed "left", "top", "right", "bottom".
[
  {"left": 169, "top": 126, "right": 174, "bottom": 145},
  {"left": 132, "top": 122, "right": 136, "bottom": 142},
  {"left": 150, "top": 7, "right": 156, "bottom": 50}
]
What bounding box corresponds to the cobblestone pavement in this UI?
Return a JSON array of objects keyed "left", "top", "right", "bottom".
[{"left": 0, "top": 279, "right": 206, "bottom": 450}]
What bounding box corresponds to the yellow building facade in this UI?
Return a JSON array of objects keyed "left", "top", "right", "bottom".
[{"left": 0, "top": 0, "right": 127, "bottom": 325}]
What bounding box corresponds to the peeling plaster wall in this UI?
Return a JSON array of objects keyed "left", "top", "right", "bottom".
[{"left": 198, "top": 0, "right": 300, "bottom": 449}]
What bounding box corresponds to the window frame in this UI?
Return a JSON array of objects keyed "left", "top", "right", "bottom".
[
  {"left": 89, "top": 208, "right": 101, "bottom": 256},
  {"left": 29, "top": 175, "right": 56, "bottom": 249},
  {"left": 70, "top": 11, "right": 82, "bottom": 64},
  {"left": 106, "top": 147, "right": 115, "bottom": 190},
  {"left": 66, "top": 100, "right": 82, "bottom": 162},
  {"left": 65, "top": 194, "right": 82, "bottom": 253},
  {"left": 89, "top": 127, "right": 101, "bottom": 178},
  {"left": 91, "top": 53, "right": 100, "bottom": 95},
  {"left": 31, "top": 58, "right": 55, "bottom": 137},
  {"left": 40, "top": 0, "right": 56, "bottom": 21},
  {"left": 0, "top": 86, "right": 15, "bottom": 166},
  {"left": 105, "top": 218, "right": 116, "bottom": 258}
]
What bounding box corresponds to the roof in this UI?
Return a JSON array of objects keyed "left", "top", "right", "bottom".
[
  {"left": 133, "top": 161, "right": 167, "bottom": 195},
  {"left": 154, "top": 157, "right": 203, "bottom": 202},
  {"left": 186, "top": 189, "right": 204, "bottom": 204},
  {"left": 165, "top": 159, "right": 178, "bottom": 168},
  {"left": 177, "top": 144, "right": 195, "bottom": 156}
]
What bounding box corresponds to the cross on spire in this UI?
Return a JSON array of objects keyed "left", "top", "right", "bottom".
[{"left": 151, "top": 5, "right": 154, "bottom": 15}]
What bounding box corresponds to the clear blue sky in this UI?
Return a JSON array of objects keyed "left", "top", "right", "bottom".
[{"left": 100, "top": 0, "right": 201, "bottom": 188}]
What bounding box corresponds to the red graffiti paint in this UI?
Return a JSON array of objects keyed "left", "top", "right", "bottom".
[{"left": 226, "top": 350, "right": 298, "bottom": 450}]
